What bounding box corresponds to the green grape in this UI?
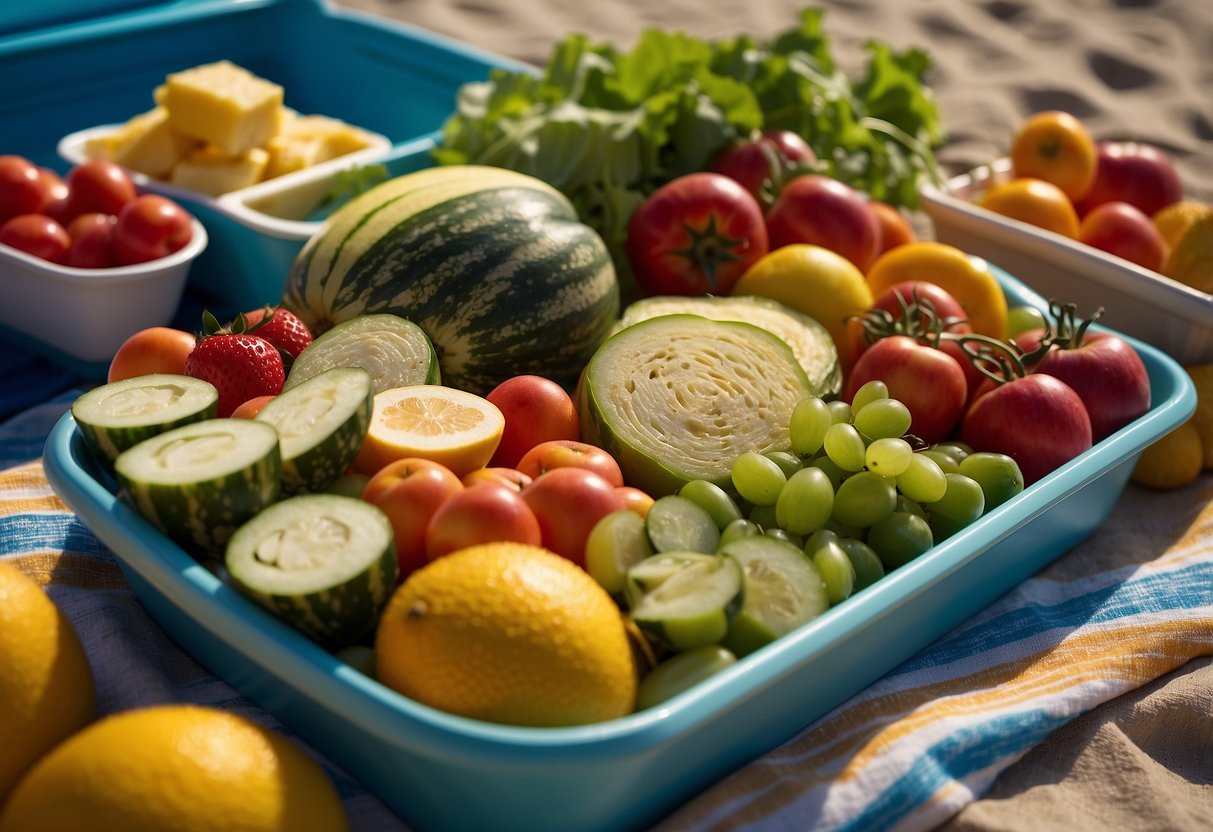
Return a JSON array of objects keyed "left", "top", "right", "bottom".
[
  {"left": 808, "top": 455, "right": 848, "bottom": 491},
  {"left": 585, "top": 509, "right": 655, "bottom": 595},
  {"left": 865, "top": 437, "right": 914, "bottom": 477},
  {"left": 826, "top": 400, "right": 853, "bottom": 424},
  {"left": 679, "top": 479, "right": 744, "bottom": 531},
  {"left": 789, "top": 396, "right": 832, "bottom": 456},
  {"left": 931, "top": 472, "right": 986, "bottom": 522},
  {"left": 838, "top": 538, "right": 885, "bottom": 590},
  {"left": 895, "top": 494, "right": 926, "bottom": 517},
  {"left": 731, "top": 451, "right": 787, "bottom": 506},
  {"left": 775, "top": 466, "right": 835, "bottom": 535},
  {"left": 929, "top": 511, "right": 971, "bottom": 542},
  {"left": 823, "top": 517, "right": 862, "bottom": 539},
  {"left": 1007, "top": 304, "right": 1047, "bottom": 338},
  {"left": 636, "top": 645, "right": 738, "bottom": 710},
  {"left": 718, "top": 518, "right": 761, "bottom": 548},
  {"left": 933, "top": 441, "right": 973, "bottom": 464},
  {"left": 896, "top": 453, "right": 948, "bottom": 503},
  {"left": 823, "top": 423, "right": 867, "bottom": 472},
  {"left": 850, "top": 379, "right": 888, "bottom": 414},
  {"left": 919, "top": 448, "right": 960, "bottom": 474},
  {"left": 748, "top": 502, "right": 779, "bottom": 531},
  {"left": 867, "top": 511, "right": 934, "bottom": 569},
  {"left": 765, "top": 450, "right": 803, "bottom": 479},
  {"left": 831, "top": 471, "right": 897, "bottom": 528},
  {"left": 764, "top": 527, "right": 804, "bottom": 549},
  {"left": 852, "top": 398, "right": 913, "bottom": 440},
  {"left": 809, "top": 539, "right": 856, "bottom": 605},
  {"left": 958, "top": 452, "right": 1025, "bottom": 510}
]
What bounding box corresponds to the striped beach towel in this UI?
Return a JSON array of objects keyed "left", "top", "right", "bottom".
[{"left": 3, "top": 391, "right": 1211, "bottom": 831}]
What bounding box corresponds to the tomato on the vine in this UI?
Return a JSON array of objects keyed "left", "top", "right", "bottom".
[
  {"left": 626, "top": 172, "right": 768, "bottom": 297},
  {"left": 709, "top": 129, "right": 817, "bottom": 208}
]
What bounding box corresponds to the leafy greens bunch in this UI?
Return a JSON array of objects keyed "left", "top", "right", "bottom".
[{"left": 434, "top": 8, "right": 945, "bottom": 293}]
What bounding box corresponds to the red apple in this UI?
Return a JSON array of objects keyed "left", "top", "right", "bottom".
[
  {"left": 616, "top": 486, "right": 655, "bottom": 519},
  {"left": 1076, "top": 141, "right": 1183, "bottom": 219},
  {"left": 461, "top": 466, "right": 533, "bottom": 491},
  {"left": 709, "top": 129, "right": 817, "bottom": 206},
  {"left": 764, "top": 174, "right": 881, "bottom": 273},
  {"left": 869, "top": 200, "right": 917, "bottom": 255},
  {"left": 521, "top": 467, "right": 628, "bottom": 567},
  {"left": 424, "top": 482, "right": 541, "bottom": 561},
  {"left": 485, "top": 374, "right": 580, "bottom": 468},
  {"left": 516, "top": 439, "right": 625, "bottom": 488},
  {"left": 363, "top": 458, "right": 464, "bottom": 578},
  {"left": 1077, "top": 201, "right": 1167, "bottom": 272}
]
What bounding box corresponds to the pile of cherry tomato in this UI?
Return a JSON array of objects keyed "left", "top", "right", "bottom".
[{"left": 0, "top": 154, "right": 194, "bottom": 268}]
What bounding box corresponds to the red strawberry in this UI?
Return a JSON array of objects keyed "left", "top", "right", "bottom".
[
  {"left": 243, "top": 306, "right": 314, "bottom": 360},
  {"left": 185, "top": 311, "right": 285, "bottom": 417}
]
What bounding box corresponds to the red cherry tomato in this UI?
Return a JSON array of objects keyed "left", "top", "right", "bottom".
[
  {"left": 0, "top": 155, "right": 49, "bottom": 222},
  {"left": 62, "top": 160, "right": 137, "bottom": 222},
  {"left": 112, "top": 194, "right": 194, "bottom": 265},
  {"left": 65, "top": 212, "right": 117, "bottom": 269},
  {"left": 709, "top": 129, "right": 817, "bottom": 207},
  {"left": 0, "top": 213, "right": 71, "bottom": 263},
  {"left": 38, "top": 168, "right": 70, "bottom": 223},
  {"left": 844, "top": 335, "right": 968, "bottom": 445},
  {"left": 626, "top": 172, "right": 768, "bottom": 297}
]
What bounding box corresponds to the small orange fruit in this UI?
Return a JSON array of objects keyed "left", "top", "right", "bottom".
[
  {"left": 979, "top": 177, "right": 1082, "bottom": 239},
  {"left": 1009, "top": 110, "right": 1098, "bottom": 202},
  {"left": 1131, "top": 421, "right": 1203, "bottom": 490}
]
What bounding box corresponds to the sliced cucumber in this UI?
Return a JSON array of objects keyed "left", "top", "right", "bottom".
[
  {"left": 718, "top": 535, "right": 829, "bottom": 657},
  {"left": 71, "top": 374, "right": 218, "bottom": 467},
  {"left": 646, "top": 495, "right": 720, "bottom": 554},
  {"left": 255, "top": 366, "right": 374, "bottom": 495},
  {"left": 114, "top": 418, "right": 281, "bottom": 559},
  {"left": 285, "top": 313, "right": 440, "bottom": 395},
  {"left": 626, "top": 552, "right": 743, "bottom": 652},
  {"left": 225, "top": 494, "right": 397, "bottom": 650}
]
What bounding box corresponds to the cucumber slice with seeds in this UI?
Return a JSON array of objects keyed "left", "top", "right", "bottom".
[
  {"left": 626, "top": 552, "right": 743, "bottom": 652},
  {"left": 255, "top": 366, "right": 374, "bottom": 495},
  {"left": 72, "top": 374, "right": 218, "bottom": 467},
  {"left": 719, "top": 535, "right": 829, "bottom": 657},
  {"left": 225, "top": 494, "right": 397, "bottom": 650},
  {"left": 645, "top": 495, "right": 720, "bottom": 554},
  {"left": 114, "top": 418, "right": 281, "bottom": 559}
]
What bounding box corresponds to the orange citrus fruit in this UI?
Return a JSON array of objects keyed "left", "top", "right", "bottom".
[
  {"left": 1131, "top": 421, "right": 1203, "bottom": 490},
  {"left": 865, "top": 241, "right": 1009, "bottom": 339},
  {"left": 0, "top": 704, "right": 347, "bottom": 832},
  {"left": 1152, "top": 200, "right": 1213, "bottom": 250},
  {"left": 731, "top": 243, "right": 873, "bottom": 372},
  {"left": 979, "top": 177, "right": 1082, "bottom": 239},
  {"left": 0, "top": 561, "right": 94, "bottom": 804},
  {"left": 1009, "top": 110, "right": 1098, "bottom": 202},
  {"left": 1161, "top": 214, "right": 1213, "bottom": 294},
  {"left": 375, "top": 542, "right": 637, "bottom": 726},
  {"left": 353, "top": 384, "right": 504, "bottom": 477},
  {"left": 1186, "top": 364, "right": 1213, "bottom": 469}
]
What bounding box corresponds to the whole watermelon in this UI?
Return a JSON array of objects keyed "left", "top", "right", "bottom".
[{"left": 281, "top": 165, "right": 620, "bottom": 395}]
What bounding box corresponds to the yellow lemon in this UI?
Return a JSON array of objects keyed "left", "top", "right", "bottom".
[
  {"left": 1152, "top": 200, "right": 1212, "bottom": 250},
  {"left": 0, "top": 704, "right": 347, "bottom": 832},
  {"left": 353, "top": 384, "right": 504, "bottom": 478},
  {"left": 376, "top": 542, "right": 637, "bottom": 727},
  {"left": 731, "top": 244, "right": 873, "bottom": 372},
  {"left": 1130, "top": 421, "right": 1203, "bottom": 490},
  {"left": 865, "top": 240, "right": 1009, "bottom": 340},
  {"left": 1161, "top": 214, "right": 1213, "bottom": 294},
  {"left": 0, "top": 561, "right": 94, "bottom": 804},
  {"left": 1186, "top": 364, "right": 1213, "bottom": 469}
]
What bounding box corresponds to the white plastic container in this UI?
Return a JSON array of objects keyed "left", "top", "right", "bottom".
[
  {"left": 919, "top": 158, "right": 1213, "bottom": 365},
  {"left": 0, "top": 218, "right": 207, "bottom": 369}
]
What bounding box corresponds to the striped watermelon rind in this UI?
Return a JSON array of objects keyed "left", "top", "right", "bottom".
[
  {"left": 114, "top": 418, "right": 282, "bottom": 559},
  {"left": 224, "top": 494, "right": 398, "bottom": 650},
  {"left": 71, "top": 374, "right": 219, "bottom": 467},
  {"left": 281, "top": 165, "right": 620, "bottom": 395},
  {"left": 256, "top": 366, "right": 375, "bottom": 496}
]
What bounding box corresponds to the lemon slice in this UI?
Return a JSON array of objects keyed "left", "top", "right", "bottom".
[{"left": 353, "top": 384, "right": 504, "bottom": 477}]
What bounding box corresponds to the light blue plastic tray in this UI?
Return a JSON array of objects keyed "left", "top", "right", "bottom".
[{"left": 43, "top": 269, "right": 1195, "bottom": 832}]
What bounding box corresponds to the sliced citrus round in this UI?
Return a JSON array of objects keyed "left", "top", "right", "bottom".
[{"left": 353, "top": 385, "right": 504, "bottom": 478}]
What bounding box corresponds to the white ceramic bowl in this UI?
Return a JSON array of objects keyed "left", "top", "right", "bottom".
[
  {"left": 0, "top": 217, "right": 207, "bottom": 368},
  {"left": 919, "top": 158, "right": 1213, "bottom": 365}
]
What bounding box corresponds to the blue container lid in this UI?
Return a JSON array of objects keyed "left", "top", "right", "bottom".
[{"left": 0, "top": 0, "right": 172, "bottom": 36}]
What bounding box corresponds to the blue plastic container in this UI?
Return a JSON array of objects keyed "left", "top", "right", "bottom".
[
  {"left": 43, "top": 270, "right": 1196, "bottom": 832},
  {"left": 0, "top": 0, "right": 525, "bottom": 331}
]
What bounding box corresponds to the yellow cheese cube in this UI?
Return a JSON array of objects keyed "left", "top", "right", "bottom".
[
  {"left": 161, "top": 61, "right": 284, "bottom": 156},
  {"left": 84, "top": 107, "right": 195, "bottom": 179},
  {"left": 168, "top": 146, "right": 269, "bottom": 196},
  {"left": 264, "top": 114, "right": 378, "bottom": 179}
]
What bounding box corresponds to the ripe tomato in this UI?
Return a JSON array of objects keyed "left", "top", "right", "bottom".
[
  {"left": 869, "top": 200, "right": 917, "bottom": 255},
  {"left": 844, "top": 335, "right": 968, "bottom": 445},
  {"left": 65, "top": 212, "right": 117, "bottom": 269},
  {"left": 1009, "top": 111, "right": 1098, "bottom": 202},
  {"left": 626, "top": 172, "right": 768, "bottom": 296},
  {"left": 978, "top": 177, "right": 1081, "bottom": 238},
  {"left": 0, "top": 155, "right": 49, "bottom": 222},
  {"left": 709, "top": 129, "right": 817, "bottom": 207},
  {"left": 765, "top": 174, "right": 881, "bottom": 273},
  {"left": 107, "top": 326, "right": 197, "bottom": 382},
  {"left": 112, "top": 194, "right": 194, "bottom": 264},
  {"left": 62, "top": 160, "right": 136, "bottom": 221},
  {"left": 0, "top": 213, "right": 70, "bottom": 263}
]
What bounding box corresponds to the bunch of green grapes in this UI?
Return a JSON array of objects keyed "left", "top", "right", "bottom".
[{"left": 584, "top": 381, "right": 1024, "bottom": 709}]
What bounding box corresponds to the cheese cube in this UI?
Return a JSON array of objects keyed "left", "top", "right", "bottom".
[
  {"left": 84, "top": 107, "right": 195, "bottom": 179},
  {"left": 161, "top": 61, "right": 284, "bottom": 156},
  {"left": 168, "top": 146, "right": 270, "bottom": 196},
  {"left": 264, "top": 114, "right": 378, "bottom": 179}
]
